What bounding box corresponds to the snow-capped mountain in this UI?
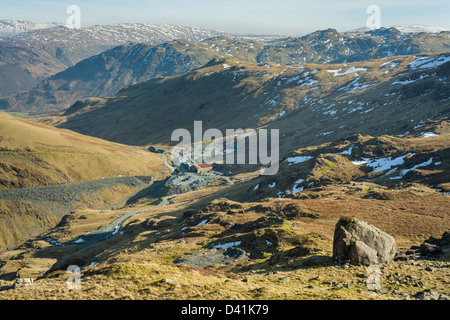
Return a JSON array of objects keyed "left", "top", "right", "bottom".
[
  {"left": 4, "top": 21, "right": 279, "bottom": 65},
  {"left": 393, "top": 25, "right": 450, "bottom": 34},
  {"left": 8, "top": 22, "right": 254, "bottom": 44},
  {"left": 347, "top": 25, "right": 450, "bottom": 34},
  {"left": 0, "top": 19, "right": 58, "bottom": 37}
]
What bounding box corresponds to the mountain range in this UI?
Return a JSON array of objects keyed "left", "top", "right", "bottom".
[
  {"left": 0, "top": 19, "right": 59, "bottom": 38},
  {"left": 0, "top": 20, "right": 277, "bottom": 99},
  {"left": 2, "top": 26, "right": 450, "bottom": 114}
]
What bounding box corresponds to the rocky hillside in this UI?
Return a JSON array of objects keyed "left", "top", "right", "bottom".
[
  {"left": 247, "top": 120, "right": 450, "bottom": 201},
  {"left": 0, "top": 176, "right": 146, "bottom": 252}
]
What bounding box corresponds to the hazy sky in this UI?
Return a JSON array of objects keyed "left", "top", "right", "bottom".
[{"left": 2, "top": 0, "right": 450, "bottom": 35}]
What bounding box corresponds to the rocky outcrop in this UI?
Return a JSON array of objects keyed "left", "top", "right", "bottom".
[
  {"left": 333, "top": 216, "right": 396, "bottom": 266},
  {"left": 402, "top": 231, "right": 449, "bottom": 259}
]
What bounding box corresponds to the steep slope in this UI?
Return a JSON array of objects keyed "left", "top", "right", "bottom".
[
  {"left": 40, "top": 53, "right": 450, "bottom": 159},
  {"left": 0, "top": 43, "right": 68, "bottom": 98},
  {"left": 0, "top": 112, "right": 167, "bottom": 189},
  {"left": 0, "top": 112, "right": 170, "bottom": 252}
]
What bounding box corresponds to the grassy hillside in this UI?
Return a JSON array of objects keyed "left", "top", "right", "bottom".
[{"left": 0, "top": 112, "right": 167, "bottom": 189}]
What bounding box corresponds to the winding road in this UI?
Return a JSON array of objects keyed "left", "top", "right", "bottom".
[
  {"left": 73, "top": 149, "right": 228, "bottom": 252},
  {"left": 75, "top": 195, "right": 175, "bottom": 252},
  {"left": 73, "top": 151, "right": 177, "bottom": 252}
]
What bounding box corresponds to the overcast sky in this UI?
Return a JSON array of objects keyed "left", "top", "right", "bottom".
[{"left": 2, "top": 0, "right": 450, "bottom": 35}]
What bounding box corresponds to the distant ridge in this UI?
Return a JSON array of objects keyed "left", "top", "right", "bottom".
[{"left": 347, "top": 25, "right": 450, "bottom": 34}]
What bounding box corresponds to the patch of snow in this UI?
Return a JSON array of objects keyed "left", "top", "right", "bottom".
[
  {"left": 381, "top": 61, "right": 400, "bottom": 68},
  {"left": 45, "top": 237, "right": 63, "bottom": 246},
  {"left": 292, "top": 178, "right": 305, "bottom": 193},
  {"left": 112, "top": 224, "right": 121, "bottom": 235},
  {"left": 389, "top": 157, "right": 434, "bottom": 180},
  {"left": 213, "top": 241, "right": 241, "bottom": 249},
  {"left": 392, "top": 73, "right": 428, "bottom": 85},
  {"left": 338, "top": 76, "right": 371, "bottom": 92},
  {"left": 420, "top": 132, "right": 438, "bottom": 138},
  {"left": 410, "top": 55, "right": 450, "bottom": 70},
  {"left": 194, "top": 219, "right": 208, "bottom": 227},
  {"left": 328, "top": 66, "right": 368, "bottom": 76},
  {"left": 365, "top": 153, "right": 415, "bottom": 173},
  {"left": 339, "top": 147, "right": 353, "bottom": 155},
  {"left": 277, "top": 190, "right": 286, "bottom": 198},
  {"left": 392, "top": 79, "right": 416, "bottom": 85},
  {"left": 352, "top": 160, "right": 368, "bottom": 165},
  {"left": 317, "top": 131, "right": 334, "bottom": 136},
  {"left": 285, "top": 155, "right": 313, "bottom": 164}
]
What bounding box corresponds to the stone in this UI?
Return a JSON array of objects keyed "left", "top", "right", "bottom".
[
  {"left": 394, "top": 252, "right": 409, "bottom": 261},
  {"left": 413, "top": 291, "right": 441, "bottom": 300},
  {"left": 302, "top": 255, "right": 331, "bottom": 267},
  {"left": 419, "top": 243, "right": 444, "bottom": 257},
  {"left": 332, "top": 216, "right": 396, "bottom": 266}
]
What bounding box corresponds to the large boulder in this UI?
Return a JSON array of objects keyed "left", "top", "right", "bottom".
[{"left": 333, "top": 216, "right": 396, "bottom": 266}]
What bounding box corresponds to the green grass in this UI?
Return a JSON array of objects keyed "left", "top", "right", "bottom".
[{"left": 4, "top": 112, "right": 34, "bottom": 119}]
